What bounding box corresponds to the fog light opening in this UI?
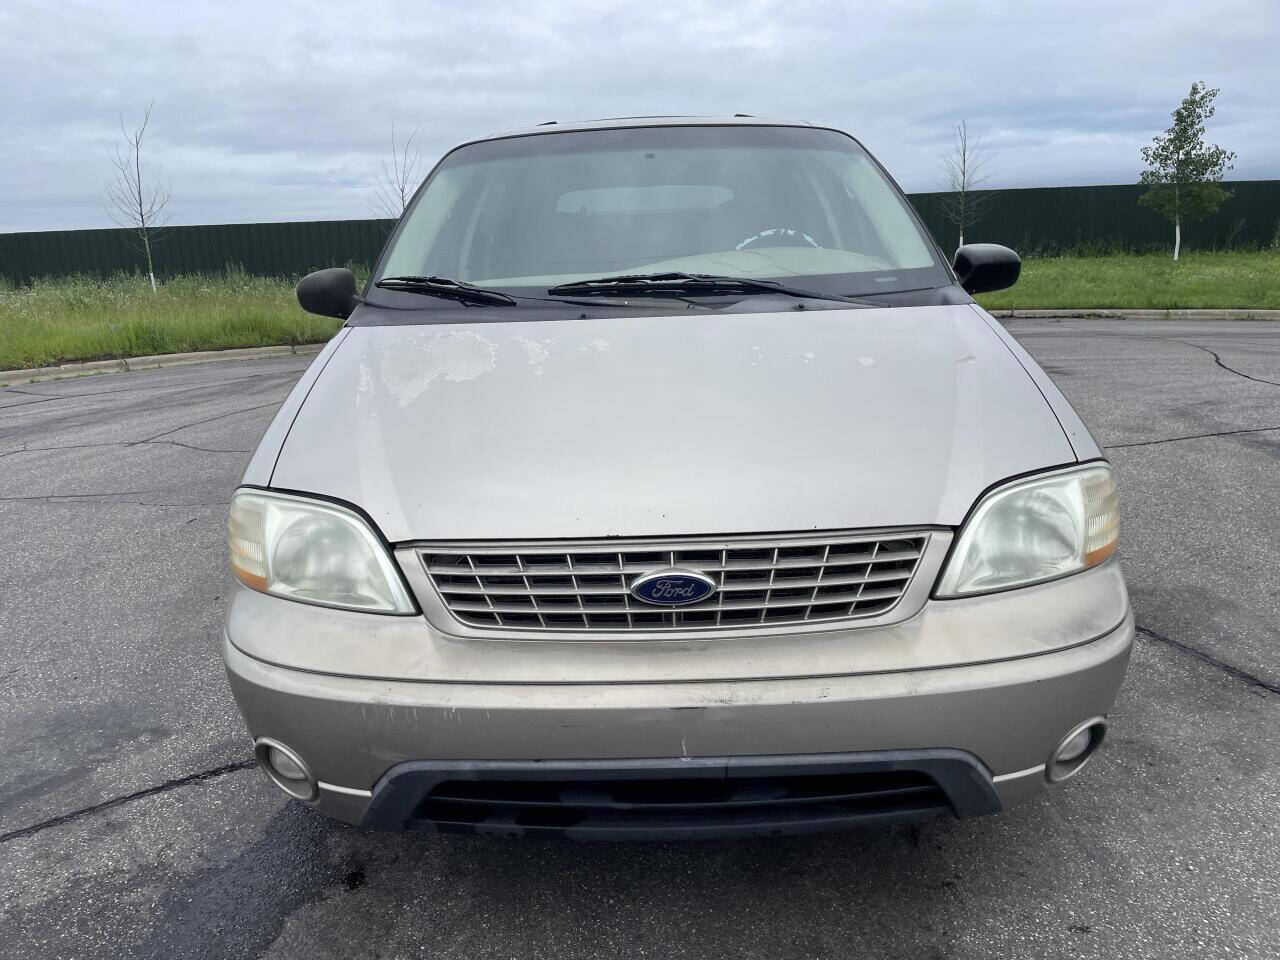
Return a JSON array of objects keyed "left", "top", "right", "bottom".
[
  {"left": 269, "top": 746, "right": 307, "bottom": 781},
  {"left": 1047, "top": 718, "right": 1107, "bottom": 783},
  {"left": 254, "top": 738, "right": 318, "bottom": 801},
  {"left": 1058, "top": 729, "right": 1092, "bottom": 763}
]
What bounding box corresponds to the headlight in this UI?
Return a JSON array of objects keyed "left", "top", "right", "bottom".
[
  {"left": 228, "top": 489, "right": 415, "bottom": 614},
  {"left": 935, "top": 464, "right": 1118, "bottom": 598}
]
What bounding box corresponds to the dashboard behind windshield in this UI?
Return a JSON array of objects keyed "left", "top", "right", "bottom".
[{"left": 374, "top": 124, "right": 950, "bottom": 300}]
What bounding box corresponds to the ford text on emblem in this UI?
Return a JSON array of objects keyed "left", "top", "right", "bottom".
[{"left": 629, "top": 569, "right": 717, "bottom": 606}]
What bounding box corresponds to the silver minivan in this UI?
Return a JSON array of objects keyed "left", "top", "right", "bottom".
[{"left": 224, "top": 117, "right": 1131, "bottom": 839}]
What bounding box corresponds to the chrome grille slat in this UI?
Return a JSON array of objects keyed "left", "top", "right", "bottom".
[
  {"left": 433, "top": 567, "right": 911, "bottom": 597},
  {"left": 424, "top": 550, "right": 921, "bottom": 577},
  {"left": 444, "top": 591, "right": 907, "bottom": 616},
  {"left": 421, "top": 531, "right": 930, "bottom": 633}
]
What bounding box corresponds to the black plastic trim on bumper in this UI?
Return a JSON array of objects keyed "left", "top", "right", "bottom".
[{"left": 362, "top": 749, "right": 1001, "bottom": 840}]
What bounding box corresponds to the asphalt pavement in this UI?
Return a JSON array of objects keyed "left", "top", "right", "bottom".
[{"left": 1, "top": 319, "right": 1277, "bottom": 959}]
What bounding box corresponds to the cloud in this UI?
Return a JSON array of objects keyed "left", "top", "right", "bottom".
[{"left": 2, "top": 0, "right": 1276, "bottom": 231}]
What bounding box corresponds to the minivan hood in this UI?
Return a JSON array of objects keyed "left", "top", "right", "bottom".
[{"left": 269, "top": 305, "right": 1075, "bottom": 542}]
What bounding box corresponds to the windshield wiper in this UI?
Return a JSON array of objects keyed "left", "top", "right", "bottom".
[
  {"left": 375, "top": 275, "right": 517, "bottom": 306},
  {"left": 546, "top": 272, "right": 880, "bottom": 306}
]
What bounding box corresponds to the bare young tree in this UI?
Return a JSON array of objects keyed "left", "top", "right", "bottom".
[
  {"left": 373, "top": 123, "right": 424, "bottom": 220},
  {"left": 938, "top": 120, "right": 993, "bottom": 250},
  {"left": 104, "top": 102, "right": 170, "bottom": 292}
]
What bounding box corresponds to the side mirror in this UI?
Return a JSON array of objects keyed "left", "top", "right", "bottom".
[
  {"left": 953, "top": 244, "right": 1021, "bottom": 295},
  {"left": 297, "top": 268, "right": 357, "bottom": 319}
]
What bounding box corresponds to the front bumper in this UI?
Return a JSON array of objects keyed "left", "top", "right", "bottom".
[
  {"left": 223, "top": 604, "right": 1134, "bottom": 834},
  {"left": 362, "top": 750, "right": 1002, "bottom": 840}
]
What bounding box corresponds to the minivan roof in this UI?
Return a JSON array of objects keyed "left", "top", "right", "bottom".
[{"left": 483, "top": 115, "right": 813, "bottom": 141}]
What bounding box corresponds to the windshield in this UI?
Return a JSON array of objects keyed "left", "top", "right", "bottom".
[{"left": 375, "top": 125, "right": 948, "bottom": 299}]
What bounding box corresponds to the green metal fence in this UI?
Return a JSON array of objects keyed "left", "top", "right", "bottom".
[
  {"left": 0, "top": 218, "right": 396, "bottom": 285},
  {"left": 2, "top": 181, "right": 1277, "bottom": 284},
  {"left": 908, "top": 180, "right": 1280, "bottom": 255}
]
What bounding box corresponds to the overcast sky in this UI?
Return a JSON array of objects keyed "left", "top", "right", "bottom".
[{"left": 2, "top": 0, "right": 1277, "bottom": 233}]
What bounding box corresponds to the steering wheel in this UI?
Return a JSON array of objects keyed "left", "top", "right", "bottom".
[{"left": 735, "top": 227, "right": 821, "bottom": 251}]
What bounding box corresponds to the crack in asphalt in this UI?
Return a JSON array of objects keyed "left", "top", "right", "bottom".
[
  {"left": 127, "top": 401, "right": 282, "bottom": 446},
  {"left": 1163, "top": 337, "right": 1280, "bottom": 388},
  {"left": 1136, "top": 625, "right": 1280, "bottom": 696},
  {"left": 0, "top": 394, "right": 62, "bottom": 411},
  {"left": 1012, "top": 326, "right": 1280, "bottom": 450},
  {"left": 1106, "top": 424, "right": 1280, "bottom": 450},
  {"left": 1, "top": 395, "right": 282, "bottom": 465},
  {"left": 0, "top": 759, "right": 257, "bottom": 845},
  {"left": 1, "top": 436, "right": 252, "bottom": 460},
  {"left": 0, "top": 487, "right": 181, "bottom": 501},
  {"left": 0, "top": 386, "right": 61, "bottom": 398},
  {"left": 1013, "top": 327, "right": 1280, "bottom": 390},
  {"left": 0, "top": 487, "right": 229, "bottom": 507},
  {"left": 0, "top": 439, "right": 134, "bottom": 460},
  {"left": 149, "top": 439, "right": 251, "bottom": 454}
]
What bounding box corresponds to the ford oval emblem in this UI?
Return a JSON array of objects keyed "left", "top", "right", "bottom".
[{"left": 629, "top": 569, "right": 717, "bottom": 606}]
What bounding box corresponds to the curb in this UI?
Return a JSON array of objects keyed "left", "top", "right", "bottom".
[
  {"left": 988, "top": 308, "right": 1280, "bottom": 321},
  {"left": 0, "top": 343, "right": 327, "bottom": 387}
]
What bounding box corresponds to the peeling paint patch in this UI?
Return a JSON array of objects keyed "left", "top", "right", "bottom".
[
  {"left": 378, "top": 331, "right": 498, "bottom": 407},
  {"left": 514, "top": 335, "right": 551, "bottom": 365}
]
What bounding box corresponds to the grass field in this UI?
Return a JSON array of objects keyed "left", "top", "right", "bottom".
[
  {"left": 2, "top": 251, "right": 1277, "bottom": 370},
  {"left": 975, "top": 250, "right": 1280, "bottom": 311},
  {"left": 0, "top": 272, "right": 342, "bottom": 371}
]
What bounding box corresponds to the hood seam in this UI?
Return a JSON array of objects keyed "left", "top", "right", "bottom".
[
  {"left": 266, "top": 326, "right": 352, "bottom": 487},
  {"left": 967, "top": 304, "right": 1082, "bottom": 461}
]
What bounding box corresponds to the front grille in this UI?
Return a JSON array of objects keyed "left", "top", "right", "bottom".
[{"left": 420, "top": 531, "right": 929, "bottom": 632}]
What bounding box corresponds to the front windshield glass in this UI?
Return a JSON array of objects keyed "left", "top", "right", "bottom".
[{"left": 376, "top": 125, "right": 948, "bottom": 298}]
